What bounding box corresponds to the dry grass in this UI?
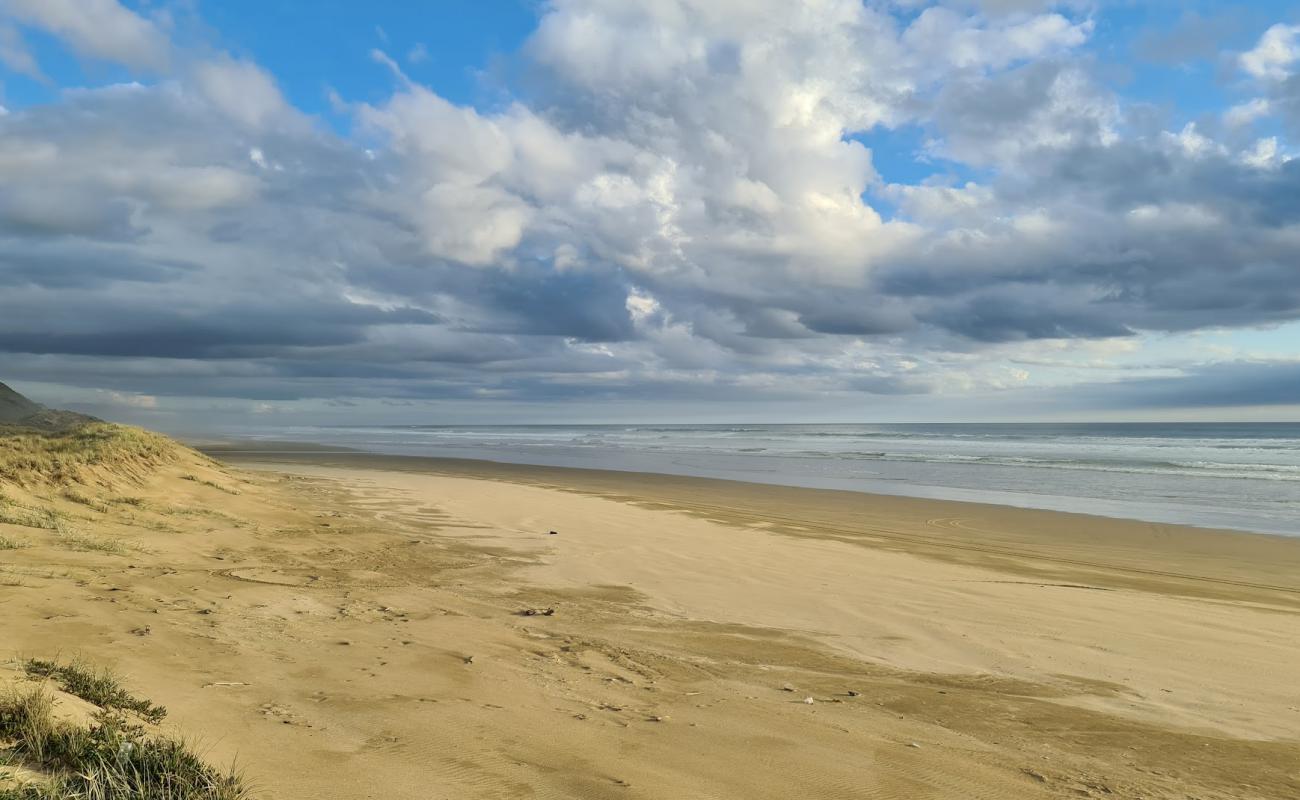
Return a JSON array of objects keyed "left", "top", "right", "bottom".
[
  {"left": 178, "top": 477, "right": 239, "bottom": 496},
  {"left": 0, "top": 498, "right": 58, "bottom": 531},
  {"left": 0, "top": 424, "right": 189, "bottom": 488},
  {"left": 60, "top": 492, "right": 109, "bottom": 514},
  {"left": 0, "top": 536, "right": 26, "bottom": 551},
  {"left": 51, "top": 532, "right": 130, "bottom": 557},
  {"left": 0, "top": 500, "right": 130, "bottom": 556}
]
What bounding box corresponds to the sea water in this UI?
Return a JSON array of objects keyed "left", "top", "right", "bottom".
[{"left": 234, "top": 423, "right": 1300, "bottom": 536}]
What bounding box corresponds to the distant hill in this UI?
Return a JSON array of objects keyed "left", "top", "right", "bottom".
[{"left": 0, "top": 381, "right": 99, "bottom": 430}]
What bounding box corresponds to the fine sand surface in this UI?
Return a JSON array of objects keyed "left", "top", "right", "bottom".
[{"left": 4, "top": 446, "right": 1299, "bottom": 799}]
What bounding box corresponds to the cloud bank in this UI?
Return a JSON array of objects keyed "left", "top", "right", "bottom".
[{"left": 0, "top": 0, "right": 1298, "bottom": 423}]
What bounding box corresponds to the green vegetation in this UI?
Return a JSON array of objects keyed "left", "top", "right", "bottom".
[
  {"left": 0, "top": 537, "right": 26, "bottom": 551},
  {"left": 23, "top": 662, "right": 165, "bottom": 725},
  {"left": 0, "top": 685, "right": 249, "bottom": 799}
]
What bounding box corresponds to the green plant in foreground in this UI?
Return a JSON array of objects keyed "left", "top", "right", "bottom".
[
  {"left": 0, "top": 686, "right": 250, "bottom": 800},
  {"left": 23, "top": 661, "right": 166, "bottom": 725}
]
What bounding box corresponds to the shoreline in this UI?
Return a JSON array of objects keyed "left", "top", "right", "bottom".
[
  {"left": 197, "top": 436, "right": 1300, "bottom": 537},
  {"left": 206, "top": 444, "right": 1300, "bottom": 606}
]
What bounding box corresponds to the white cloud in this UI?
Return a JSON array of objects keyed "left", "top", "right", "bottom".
[
  {"left": 1240, "top": 137, "right": 1285, "bottom": 169},
  {"left": 417, "top": 183, "right": 532, "bottom": 265},
  {"left": 104, "top": 390, "right": 158, "bottom": 408},
  {"left": 902, "top": 8, "right": 1091, "bottom": 72},
  {"left": 2, "top": 0, "right": 169, "bottom": 71},
  {"left": 931, "top": 63, "right": 1119, "bottom": 166},
  {"left": 1240, "top": 23, "right": 1300, "bottom": 81},
  {"left": 192, "top": 57, "right": 292, "bottom": 128},
  {"left": 1223, "top": 98, "right": 1272, "bottom": 128},
  {"left": 1162, "top": 122, "right": 1225, "bottom": 159},
  {"left": 881, "top": 181, "right": 995, "bottom": 227}
]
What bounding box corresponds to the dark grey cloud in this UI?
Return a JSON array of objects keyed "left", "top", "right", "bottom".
[
  {"left": 0, "top": 244, "right": 196, "bottom": 288},
  {"left": 1277, "top": 73, "right": 1300, "bottom": 133},
  {"left": 1048, "top": 360, "right": 1300, "bottom": 410}
]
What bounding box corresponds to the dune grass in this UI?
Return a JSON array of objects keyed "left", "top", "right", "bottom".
[
  {"left": 51, "top": 532, "right": 130, "bottom": 557},
  {"left": 0, "top": 502, "right": 129, "bottom": 557},
  {"left": 0, "top": 424, "right": 186, "bottom": 488},
  {"left": 178, "top": 477, "right": 239, "bottom": 496},
  {"left": 0, "top": 537, "right": 26, "bottom": 551},
  {"left": 60, "top": 492, "right": 109, "bottom": 514},
  {"left": 0, "top": 685, "right": 249, "bottom": 799},
  {"left": 0, "top": 498, "right": 58, "bottom": 532},
  {"left": 22, "top": 662, "right": 165, "bottom": 726}
]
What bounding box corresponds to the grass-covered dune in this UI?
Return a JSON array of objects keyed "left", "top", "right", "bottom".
[
  {"left": 0, "top": 423, "right": 239, "bottom": 554},
  {"left": 0, "top": 424, "right": 192, "bottom": 489}
]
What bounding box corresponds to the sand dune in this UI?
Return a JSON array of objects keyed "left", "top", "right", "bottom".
[{"left": 3, "top": 440, "right": 1298, "bottom": 798}]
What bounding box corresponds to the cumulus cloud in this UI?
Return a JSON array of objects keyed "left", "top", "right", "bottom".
[
  {"left": 1224, "top": 98, "right": 1272, "bottom": 128},
  {"left": 1240, "top": 23, "right": 1300, "bottom": 81},
  {"left": 0, "top": 1, "right": 1298, "bottom": 419},
  {"left": 191, "top": 57, "right": 295, "bottom": 129},
  {"left": 1, "top": 0, "right": 169, "bottom": 71}
]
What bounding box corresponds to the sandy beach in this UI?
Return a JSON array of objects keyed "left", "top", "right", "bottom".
[{"left": 3, "top": 444, "right": 1299, "bottom": 799}]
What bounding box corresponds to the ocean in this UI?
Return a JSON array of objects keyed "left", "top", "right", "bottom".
[{"left": 231, "top": 422, "right": 1300, "bottom": 536}]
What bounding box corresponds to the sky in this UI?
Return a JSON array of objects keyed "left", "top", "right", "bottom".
[{"left": 1, "top": 0, "right": 1299, "bottom": 429}]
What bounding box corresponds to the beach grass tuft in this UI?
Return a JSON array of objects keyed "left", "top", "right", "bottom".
[
  {"left": 0, "top": 684, "right": 249, "bottom": 799},
  {"left": 52, "top": 530, "right": 130, "bottom": 556},
  {"left": 0, "top": 497, "right": 59, "bottom": 531},
  {"left": 61, "top": 491, "right": 109, "bottom": 514},
  {"left": 179, "top": 476, "right": 240, "bottom": 496},
  {"left": 23, "top": 660, "right": 166, "bottom": 725}
]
